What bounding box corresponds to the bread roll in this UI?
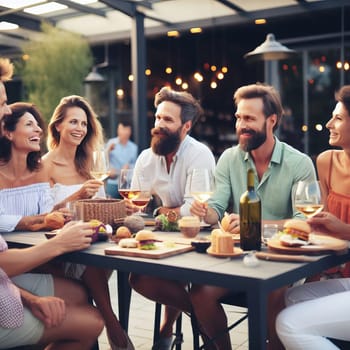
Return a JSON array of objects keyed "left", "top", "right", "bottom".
[
  {"left": 116, "top": 226, "right": 132, "bottom": 238},
  {"left": 119, "top": 238, "right": 138, "bottom": 248}
]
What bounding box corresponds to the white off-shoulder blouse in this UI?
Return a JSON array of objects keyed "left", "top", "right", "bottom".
[{"left": 0, "top": 183, "right": 53, "bottom": 232}]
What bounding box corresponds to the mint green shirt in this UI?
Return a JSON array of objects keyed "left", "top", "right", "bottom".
[{"left": 209, "top": 138, "right": 316, "bottom": 220}]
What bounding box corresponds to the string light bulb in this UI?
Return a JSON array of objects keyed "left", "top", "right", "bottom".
[
  {"left": 175, "top": 77, "right": 182, "bottom": 85},
  {"left": 116, "top": 89, "right": 124, "bottom": 98}
]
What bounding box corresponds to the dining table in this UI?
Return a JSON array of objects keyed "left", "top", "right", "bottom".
[{"left": 3, "top": 229, "right": 350, "bottom": 350}]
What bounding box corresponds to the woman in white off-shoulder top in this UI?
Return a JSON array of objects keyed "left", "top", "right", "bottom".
[{"left": 43, "top": 95, "right": 134, "bottom": 350}]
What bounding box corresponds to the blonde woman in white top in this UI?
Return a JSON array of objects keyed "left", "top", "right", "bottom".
[{"left": 43, "top": 95, "right": 134, "bottom": 350}]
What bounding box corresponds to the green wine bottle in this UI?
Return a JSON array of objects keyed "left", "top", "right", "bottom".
[{"left": 239, "top": 168, "right": 261, "bottom": 251}]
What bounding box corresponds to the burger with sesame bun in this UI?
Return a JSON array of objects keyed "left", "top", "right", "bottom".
[
  {"left": 279, "top": 219, "right": 311, "bottom": 247},
  {"left": 135, "top": 230, "right": 158, "bottom": 250}
]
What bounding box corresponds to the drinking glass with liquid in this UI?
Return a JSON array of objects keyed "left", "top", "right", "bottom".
[{"left": 294, "top": 180, "right": 324, "bottom": 218}]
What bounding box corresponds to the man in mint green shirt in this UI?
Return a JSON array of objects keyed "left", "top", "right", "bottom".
[
  {"left": 192, "top": 83, "right": 316, "bottom": 228},
  {"left": 210, "top": 136, "right": 316, "bottom": 221},
  {"left": 190, "top": 83, "right": 316, "bottom": 350}
]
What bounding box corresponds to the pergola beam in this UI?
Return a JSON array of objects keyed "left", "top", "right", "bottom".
[{"left": 56, "top": 0, "right": 106, "bottom": 17}]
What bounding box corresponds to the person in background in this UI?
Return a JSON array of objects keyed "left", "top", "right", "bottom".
[
  {"left": 105, "top": 121, "right": 138, "bottom": 199},
  {"left": 0, "top": 102, "right": 104, "bottom": 349},
  {"left": 190, "top": 83, "right": 316, "bottom": 349},
  {"left": 129, "top": 86, "right": 216, "bottom": 350},
  {"left": 0, "top": 58, "right": 13, "bottom": 124},
  {"left": 43, "top": 95, "right": 134, "bottom": 350},
  {"left": 276, "top": 85, "right": 350, "bottom": 349}
]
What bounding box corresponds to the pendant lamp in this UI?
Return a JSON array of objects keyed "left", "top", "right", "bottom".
[
  {"left": 84, "top": 66, "right": 106, "bottom": 83},
  {"left": 244, "top": 33, "right": 296, "bottom": 62}
]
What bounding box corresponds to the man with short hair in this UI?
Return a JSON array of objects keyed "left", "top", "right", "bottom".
[
  {"left": 190, "top": 83, "right": 317, "bottom": 349},
  {"left": 129, "top": 86, "right": 216, "bottom": 350}
]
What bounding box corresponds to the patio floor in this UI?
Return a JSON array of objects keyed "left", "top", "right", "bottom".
[{"left": 98, "top": 271, "right": 249, "bottom": 349}]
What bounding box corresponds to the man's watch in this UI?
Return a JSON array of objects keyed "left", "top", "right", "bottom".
[{"left": 166, "top": 210, "right": 178, "bottom": 223}]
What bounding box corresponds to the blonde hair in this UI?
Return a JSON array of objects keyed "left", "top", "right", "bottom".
[
  {"left": 0, "top": 58, "right": 13, "bottom": 82},
  {"left": 47, "top": 95, "right": 104, "bottom": 178}
]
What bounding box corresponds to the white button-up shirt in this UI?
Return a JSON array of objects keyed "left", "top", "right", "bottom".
[{"left": 134, "top": 135, "right": 216, "bottom": 217}]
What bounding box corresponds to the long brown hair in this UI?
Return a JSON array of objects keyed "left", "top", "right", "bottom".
[
  {"left": 0, "top": 102, "right": 45, "bottom": 171},
  {"left": 47, "top": 95, "right": 104, "bottom": 178}
]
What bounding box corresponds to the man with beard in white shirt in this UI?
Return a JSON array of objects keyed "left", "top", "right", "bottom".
[{"left": 129, "top": 86, "right": 216, "bottom": 350}]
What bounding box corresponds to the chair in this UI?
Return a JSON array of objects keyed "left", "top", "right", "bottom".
[
  {"left": 191, "top": 292, "right": 248, "bottom": 350},
  {"left": 153, "top": 302, "right": 185, "bottom": 350},
  {"left": 153, "top": 292, "right": 248, "bottom": 350}
]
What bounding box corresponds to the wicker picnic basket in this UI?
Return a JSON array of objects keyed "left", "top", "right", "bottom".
[{"left": 75, "top": 199, "right": 126, "bottom": 227}]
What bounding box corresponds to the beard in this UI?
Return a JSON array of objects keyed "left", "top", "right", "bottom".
[
  {"left": 151, "top": 126, "right": 182, "bottom": 155},
  {"left": 238, "top": 121, "right": 267, "bottom": 152}
]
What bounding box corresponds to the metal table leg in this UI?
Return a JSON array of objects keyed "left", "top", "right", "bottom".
[{"left": 117, "top": 270, "right": 132, "bottom": 331}]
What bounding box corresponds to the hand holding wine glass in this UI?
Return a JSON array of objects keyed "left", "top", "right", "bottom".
[
  {"left": 190, "top": 168, "right": 214, "bottom": 223},
  {"left": 294, "top": 180, "right": 324, "bottom": 218}
]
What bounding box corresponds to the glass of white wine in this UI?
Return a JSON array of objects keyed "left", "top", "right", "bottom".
[
  {"left": 91, "top": 149, "right": 110, "bottom": 182},
  {"left": 190, "top": 168, "right": 214, "bottom": 225},
  {"left": 294, "top": 180, "right": 324, "bottom": 218}
]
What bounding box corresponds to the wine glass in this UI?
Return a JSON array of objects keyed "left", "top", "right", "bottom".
[
  {"left": 131, "top": 190, "right": 152, "bottom": 215},
  {"left": 118, "top": 169, "right": 140, "bottom": 201},
  {"left": 131, "top": 172, "right": 152, "bottom": 215},
  {"left": 91, "top": 149, "right": 109, "bottom": 182},
  {"left": 190, "top": 168, "right": 214, "bottom": 225},
  {"left": 294, "top": 180, "right": 324, "bottom": 218}
]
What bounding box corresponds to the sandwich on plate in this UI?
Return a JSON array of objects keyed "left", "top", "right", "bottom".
[{"left": 279, "top": 219, "right": 311, "bottom": 247}]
